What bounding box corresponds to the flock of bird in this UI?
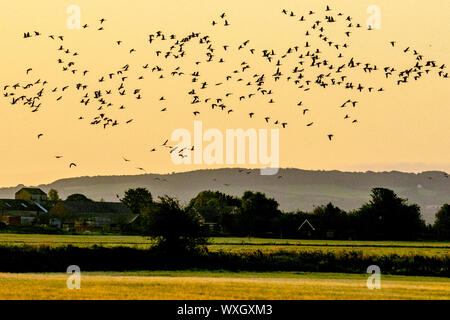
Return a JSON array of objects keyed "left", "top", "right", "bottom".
[{"left": 2, "top": 5, "right": 448, "bottom": 180}]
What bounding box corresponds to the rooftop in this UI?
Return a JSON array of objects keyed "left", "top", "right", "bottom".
[
  {"left": 0, "top": 199, "right": 46, "bottom": 213},
  {"left": 56, "top": 201, "right": 132, "bottom": 215},
  {"left": 15, "top": 188, "right": 47, "bottom": 196}
]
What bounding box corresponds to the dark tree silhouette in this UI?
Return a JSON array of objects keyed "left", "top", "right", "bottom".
[
  {"left": 143, "top": 195, "right": 207, "bottom": 252},
  {"left": 355, "top": 188, "right": 425, "bottom": 240},
  {"left": 312, "top": 203, "right": 348, "bottom": 239},
  {"left": 433, "top": 204, "right": 450, "bottom": 240},
  {"left": 66, "top": 193, "right": 92, "bottom": 202},
  {"left": 239, "top": 191, "right": 281, "bottom": 237},
  {"left": 48, "top": 189, "right": 60, "bottom": 202},
  {"left": 121, "top": 188, "right": 153, "bottom": 214},
  {"left": 187, "top": 190, "right": 241, "bottom": 234}
]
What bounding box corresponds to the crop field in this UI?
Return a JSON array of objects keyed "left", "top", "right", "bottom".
[
  {"left": 0, "top": 233, "right": 154, "bottom": 247},
  {"left": 0, "top": 234, "right": 448, "bottom": 299},
  {"left": 210, "top": 237, "right": 450, "bottom": 257},
  {"left": 0, "top": 233, "right": 449, "bottom": 257},
  {"left": 0, "top": 271, "right": 448, "bottom": 300}
]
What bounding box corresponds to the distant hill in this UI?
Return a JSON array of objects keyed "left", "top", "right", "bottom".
[{"left": 0, "top": 168, "right": 448, "bottom": 223}]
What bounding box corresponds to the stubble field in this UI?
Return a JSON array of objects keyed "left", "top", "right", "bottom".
[
  {"left": 0, "top": 233, "right": 448, "bottom": 299},
  {"left": 0, "top": 270, "right": 449, "bottom": 299}
]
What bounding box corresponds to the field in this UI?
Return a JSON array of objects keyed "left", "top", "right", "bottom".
[
  {"left": 0, "top": 270, "right": 449, "bottom": 300},
  {"left": 0, "top": 233, "right": 449, "bottom": 257},
  {"left": 210, "top": 237, "right": 450, "bottom": 257},
  {"left": 0, "top": 233, "right": 448, "bottom": 299}
]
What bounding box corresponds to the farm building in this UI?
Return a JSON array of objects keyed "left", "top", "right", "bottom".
[
  {"left": 0, "top": 199, "right": 49, "bottom": 226},
  {"left": 297, "top": 218, "right": 316, "bottom": 238},
  {"left": 15, "top": 187, "right": 48, "bottom": 202},
  {"left": 49, "top": 201, "right": 136, "bottom": 232}
]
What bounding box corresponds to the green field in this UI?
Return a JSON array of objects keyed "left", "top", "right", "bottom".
[
  {"left": 210, "top": 237, "right": 450, "bottom": 257},
  {"left": 0, "top": 233, "right": 448, "bottom": 299},
  {"left": 0, "top": 233, "right": 448, "bottom": 257},
  {"left": 0, "top": 233, "right": 153, "bottom": 248},
  {"left": 0, "top": 270, "right": 448, "bottom": 300}
]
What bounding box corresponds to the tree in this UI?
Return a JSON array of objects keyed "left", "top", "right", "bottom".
[
  {"left": 239, "top": 191, "right": 281, "bottom": 237},
  {"left": 48, "top": 189, "right": 60, "bottom": 202},
  {"left": 142, "top": 195, "right": 207, "bottom": 252},
  {"left": 312, "top": 203, "right": 348, "bottom": 239},
  {"left": 186, "top": 191, "right": 241, "bottom": 234},
  {"left": 121, "top": 188, "right": 153, "bottom": 214},
  {"left": 66, "top": 193, "right": 92, "bottom": 202},
  {"left": 433, "top": 204, "right": 450, "bottom": 240},
  {"left": 274, "top": 211, "right": 309, "bottom": 239},
  {"left": 355, "top": 188, "right": 425, "bottom": 240}
]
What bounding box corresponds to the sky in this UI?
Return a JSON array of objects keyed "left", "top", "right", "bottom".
[{"left": 0, "top": 0, "right": 449, "bottom": 187}]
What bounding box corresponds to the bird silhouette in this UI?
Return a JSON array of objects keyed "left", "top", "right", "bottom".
[{"left": 9, "top": 4, "right": 447, "bottom": 177}]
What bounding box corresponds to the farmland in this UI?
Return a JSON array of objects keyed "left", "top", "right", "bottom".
[
  {"left": 0, "top": 233, "right": 448, "bottom": 257},
  {"left": 0, "top": 270, "right": 449, "bottom": 300},
  {"left": 0, "top": 233, "right": 448, "bottom": 299}
]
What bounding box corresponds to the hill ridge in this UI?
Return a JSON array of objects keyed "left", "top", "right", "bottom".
[{"left": 0, "top": 168, "right": 448, "bottom": 223}]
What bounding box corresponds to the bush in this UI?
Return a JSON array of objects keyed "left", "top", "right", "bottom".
[
  {"left": 142, "top": 196, "right": 208, "bottom": 253},
  {"left": 0, "top": 245, "right": 447, "bottom": 277},
  {"left": 434, "top": 204, "right": 450, "bottom": 240}
]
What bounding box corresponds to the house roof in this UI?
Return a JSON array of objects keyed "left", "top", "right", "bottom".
[
  {"left": 58, "top": 201, "right": 132, "bottom": 215},
  {"left": 50, "top": 201, "right": 135, "bottom": 224},
  {"left": 297, "top": 219, "right": 316, "bottom": 231},
  {"left": 15, "top": 188, "right": 47, "bottom": 196},
  {"left": 0, "top": 199, "right": 45, "bottom": 213}
]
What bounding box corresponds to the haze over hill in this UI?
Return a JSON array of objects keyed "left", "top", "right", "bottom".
[{"left": 1, "top": 168, "right": 448, "bottom": 223}]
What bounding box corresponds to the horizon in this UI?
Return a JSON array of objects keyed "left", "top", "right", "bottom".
[{"left": 1, "top": 165, "right": 449, "bottom": 189}]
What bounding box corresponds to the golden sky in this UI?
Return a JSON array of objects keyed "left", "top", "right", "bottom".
[{"left": 0, "top": 0, "right": 449, "bottom": 187}]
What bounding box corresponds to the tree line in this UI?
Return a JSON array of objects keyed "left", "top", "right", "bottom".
[{"left": 121, "top": 187, "right": 450, "bottom": 241}]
